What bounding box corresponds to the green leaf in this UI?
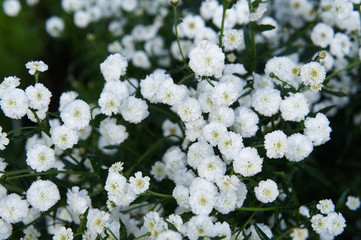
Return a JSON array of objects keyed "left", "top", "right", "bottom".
[
  {"left": 303, "top": 164, "right": 330, "bottom": 186},
  {"left": 119, "top": 217, "right": 128, "bottom": 240},
  {"left": 243, "top": 232, "right": 252, "bottom": 240},
  {"left": 165, "top": 220, "right": 178, "bottom": 232},
  {"left": 251, "top": 24, "right": 276, "bottom": 32},
  {"left": 76, "top": 208, "right": 89, "bottom": 235},
  {"left": 336, "top": 188, "right": 350, "bottom": 209},
  {"left": 318, "top": 105, "right": 337, "bottom": 115},
  {"left": 251, "top": 0, "right": 262, "bottom": 9},
  {"left": 253, "top": 224, "right": 271, "bottom": 240},
  {"left": 103, "top": 145, "right": 120, "bottom": 150},
  {"left": 322, "top": 88, "right": 348, "bottom": 97},
  {"left": 243, "top": 27, "right": 252, "bottom": 57}
]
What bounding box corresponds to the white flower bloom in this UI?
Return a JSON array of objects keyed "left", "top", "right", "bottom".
[
  {"left": 218, "top": 132, "right": 244, "bottom": 162},
  {"left": 66, "top": 187, "right": 91, "bottom": 215},
  {"left": 74, "top": 10, "right": 90, "bottom": 28},
  {"left": 325, "top": 212, "right": 346, "bottom": 236},
  {"left": 290, "top": 228, "right": 308, "bottom": 240},
  {"left": 264, "top": 130, "right": 288, "bottom": 159},
  {"left": 151, "top": 161, "right": 166, "bottom": 182},
  {"left": 212, "top": 5, "right": 237, "bottom": 29},
  {"left": 197, "top": 155, "right": 226, "bottom": 182},
  {"left": 0, "top": 127, "right": 9, "bottom": 151},
  {"left": 140, "top": 70, "right": 171, "bottom": 103},
  {"left": 280, "top": 93, "right": 309, "bottom": 122},
  {"left": 100, "top": 53, "right": 128, "bottom": 82},
  {"left": 162, "top": 119, "right": 182, "bottom": 141},
  {"left": 25, "top": 60, "right": 48, "bottom": 75},
  {"left": 102, "top": 80, "right": 129, "bottom": 102},
  {"left": 189, "top": 40, "right": 225, "bottom": 78},
  {"left": 25, "top": 83, "right": 52, "bottom": 110},
  {"left": 265, "top": 56, "right": 297, "bottom": 82},
  {"left": 86, "top": 209, "right": 110, "bottom": 235},
  {"left": 157, "top": 230, "right": 182, "bottom": 240},
  {"left": 222, "top": 29, "right": 244, "bottom": 51},
  {"left": 285, "top": 134, "right": 313, "bottom": 162},
  {"left": 98, "top": 92, "right": 121, "bottom": 116},
  {"left": 311, "top": 214, "right": 328, "bottom": 234},
  {"left": 299, "top": 206, "right": 310, "bottom": 218},
  {"left": 105, "top": 172, "right": 127, "bottom": 196},
  {"left": 51, "top": 125, "right": 79, "bottom": 150},
  {"left": 120, "top": 96, "right": 149, "bottom": 124},
  {"left": 179, "top": 15, "right": 205, "bottom": 39},
  {"left": 245, "top": 223, "right": 273, "bottom": 240},
  {"left": 304, "top": 113, "right": 331, "bottom": 146},
  {"left": 346, "top": 196, "right": 360, "bottom": 211},
  {"left": 194, "top": 27, "right": 218, "bottom": 45},
  {"left": 215, "top": 192, "right": 237, "bottom": 214},
  {"left": 216, "top": 175, "right": 240, "bottom": 193},
  {"left": 209, "top": 106, "right": 235, "bottom": 127},
  {"left": 310, "top": 23, "right": 334, "bottom": 48},
  {"left": 0, "top": 218, "right": 12, "bottom": 239},
  {"left": 176, "top": 97, "right": 202, "bottom": 122},
  {"left": 330, "top": 32, "right": 351, "bottom": 59},
  {"left": 61, "top": 99, "right": 90, "bottom": 130},
  {"left": 254, "top": 179, "right": 279, "bottom": 203},
  {"left": 185, "top": 117, "right": 206, "bottom": 142},
  {"left": 202, "top": 122, "right": 228, "bottom": 146},
  {"left": 157, "top": 80, "right": 187, "bottom": 106},
  {"left": 53, "top": 226, "right": 73, "bottom": 240},
  {"left": 26, "top": 144, "right": 55, "bottom": 172},
  {"left": 26, "top": 180, "right": 60, "bottom": 212},
  {"left": 186, "top": 215, "right": 214, "bottom": 240},
  {"left": 129, "top": 171, "right": 150, "bottom": 194},
  {"left": 0, "top": 88, "right": 29, "bottom": 119},
  {"left": 46, "top": 16, "right": 64, "bottom": 37},
  {"left": 233, "top": 107, "right": 259, "bottom": 138},
  {"left": 58, "top": 91, "right": 78, "bottom": 112},
  {"left": 99, "top": 118, "right": 128, "bottom": 145},
  {"left": 132, "top": 50, "right": 151, "bottom": 69},
  {"left": 300, "top": 62, "right": 326, "bottom": 92},
  {"left": 233, "top": 147, "right": 263, "bottom": 177},
  {"left": 187, "top": 141, "right": 214, "bottom": 169},
  {"left": 317, "top": 199, "right": 335, "bottom": 214},
  {"left": 2, "top": 0, "right": 21, "bottom": 16},
  {"left": 200, "top": 0, "right": 219, "bottom": 20},
  {"left": 0, "top": 193, "right": 29, "bottom": 223},
  {"left": 172, "top": 185, "right": 190, "bottom": 209},
  {"left": 0, "top": 76, "right": 20, "bottom": 98},
  {"left": 252, "top": 88, "right": 281, "bottom": 117},
  {"left": 213, "top": 82, "right": 239, "bottom": 107}
]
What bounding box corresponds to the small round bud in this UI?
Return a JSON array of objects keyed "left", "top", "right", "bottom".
[
  {"left": 318, "top": 50, "right": 327, "bottom": 59},
  {"left": 170, "top": 0, "right": 179, "bottom": 6},
  {"left": 269, "top": 72, "right": 275, "bottom": 78},
  {"left": 226, "top": 53, "right": 236, "bottom": 63}
]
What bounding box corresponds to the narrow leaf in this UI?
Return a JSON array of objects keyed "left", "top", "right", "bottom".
[
  {"left": 253, "top": 224, "right": 271, "bottom": 240},
  {"left": 119, "top": 217, "right": 128, "bottom": 240},
  {"left": 252, "top": 24, "right": 276, "bottom": 32},
  {"left": 303, "top": 164, "right": 330, "bottom": 186}
]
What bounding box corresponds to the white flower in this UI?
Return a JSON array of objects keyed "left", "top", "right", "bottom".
[
  {"left": 58, "top": 91, "right": 78, "bottom": 112},
  {"left": 330, "top": 32, "right": 351, "bottom": 59},
  {"left": 179, "top": 15, "right": 205, "bottom": 39},
  {"left": 0, "top": 88, "right": 29, "bottom": 119},
  {"left": 252, "top": 88, "right": 281, "bottom": 117},
  {"left": 26, "top": 180, "right": 60, "bottom": 212},
  {"left": 120, "top": 96, "right": 149, "bottom": 124},
  {"left": 197, "top": 155, "right": 226, "bottom": 182},
  {"left": 218, "top": 132, "right": 244, "bottom": 161},
  {"left": 98, "top": 92, "right": 121, "bottom": 116},
  {"left": 157, "top": 80, "right": 187, "bottom": 106},
  {"left": 290, "top": 228, "right": 308, "bottom": 240},
  {"left": 265, "top": 56, "right": 297, "bottom": 83},
  {"left": 310, "top": 23, "right": 334, "bottom": 48},
  {"left": 187, "top": 141, "right": 214, "bottom": 169},
  {"left": 213, "top": 82, "right": 239, "bottom": 107},
  {"left": 299, "top": 206, "right": 310, "bottom": 218},
  {"left": 0, "top": 127, "right": 9, "bottom": 150},
  {"left": 157, "top": 230, "right": 182, "bottom": 240},
  {"left": 346, "top": 196, "right": 360, "bottom": 211},
  {"left": 264, "top": 130, "right": 288, "bottom": 159},
  {"left": 176, "top": 97, "right": 202, "bottom": 122},
  {"left": 100, "top": 53, "right": 128, "bottom": 81},
  {"left": 26, "top": 144, "right": 55, "bottom": 172},
  {"left": 300, "top": 62, "right": 326, "bottom": 92},
  {"left": 185, "top": 117, "right": 206, "bottom": 142},
  {"left": 66, "top": 187, "right": 91, "bottom": 215},
  {"left": 99, "top": 118, "right": 128, "bottom": 145},
  {"left": 280, "top": 93, "right": 309, "bottom": 122},
  {"left": 0, "top": 76, "right": 20, "bottom": 98},
  {"left": 215, "top": 192, "right": 237, "bottom": 214},
  {"left": 216, "top": 175, "right": 240, "bottom": 193},
  {"left": 74, "top": 10, "right": 90, "bottom": 28},
  {"left": 0, "top": 218, "right": 12, "bottom": 239},
  {"left": 233, "top": 147, "right": 263, "bottom": 177},
  {"left": 186, "top": 215, "right": 214, "bottom": 240},
  {"left": 25, "top": 83, "right": 52, "bottom": 110},
  {"left": 317, "top": 199, "right": 335, "bottom": 214},
  {"left": 129, "top": 171, "right": 150, "bottom": 194},
  {"left": 51, "top": 125, "right": 79, "bottom": 150},
  {"left": 222, "top": 29, "right": 244, "bottom": 51},
  {"left": 162, "top": 119, "right": 183, "bottom": 140},
  {"left": 202, "top": 122, "right": 228, "bottom": 146},
  {"left": 311, "top": 214, "right": 327, "bottom": 234},
  {"left": 140, "top": 70, "right": 171, "bottom": 103},
  {"left": 172, "top": 185, "right": 190, "bottom": 209},
  {"left": 285, "top": 134, "right": 313, "bottom": 162},
  {"left": 189, "top": 40, "right": 225, "bottom": 78},
  {"left": 132, "top": 50, "right": 151, "bottom": 69},
  {"left": 105, "top": 172, "right": 127, "bottom": 195},
  {"left": 61, "top": 99, "right": 90, "bottom": 130},
  {"left": 212, "top": 5, "right": 237, "bottom": 29},
  {"left": 209, "top": 106, "right": 235, "bottom": 127},
  {"left": 46, "top": 16, "right": 64, "bottom": 38},
  {"left": 151, "top": 161, "right": 166, "bottom": 182},
  {"left": 245, "top": 223, "right": 273, "bottom": 240},
  {"left": 200, "top": 0, "right": 218, "bottom": 20},
  {"left": 25, "top": 60, "right": 48, "bottom": 75},
  {"left": 0, "top": 193, "right": 29, "bottom": 223},
  {"left": 304, "top": 113, "right": 331, "bottom": 146},
  {"left": 2, "top": 0, "right": 21, "bottom": 17},
  {"left": 233, "top": 107, "right": 259, "bottom": 138},
  {"left": 325, "top": 212, "right": 346, "bottom": 236},
  {"left": 86, "top": 209, "right": 110, "bottom": 235},
  {"left": 53, "top": 226, "right": 73, "bottom": 240},
  {"left": 254, "top": 179, "right": 279, "bottom": 203}
]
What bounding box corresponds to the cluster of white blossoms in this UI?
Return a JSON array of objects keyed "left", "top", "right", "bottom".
[{"left": 0, "top": 0, "right": 361, "bottom": 239}]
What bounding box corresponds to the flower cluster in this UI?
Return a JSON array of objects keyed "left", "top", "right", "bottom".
[{"left": 0, "top": 0, "right": 361, "bottom": 239}]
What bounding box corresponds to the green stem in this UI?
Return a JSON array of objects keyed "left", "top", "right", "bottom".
[
  {"left": 238, "top": 205, "right": 297, "bottom": 212},
  {"left": 324, "top": 60, "right": 361, "bottom": 85},
  {"left": 219, "top": 0, "right": 230, "bottom": 49},
  {"left": 252, "top": 144, "right": 264, "bottom": 148},
  {"left": 6, "top": 126, "right": 39, "bottom": 136},
  {"left": 47, "top": 112, "right": 60, "bottom": 118},
  {"left": 251, "top": 25, "right": 257, "bottom": 72},
  {"left": 140, "top": 190, "right": 173, "bottom": 199},
  {"left": 275, "top": 220, "right": 309, "bottom": 240},
  {"left": 177, "top": 73, "right": 195, "bottom": 85},
  {"left": 35, "top": 73, "right": 39, "bottom": 84},
  {"left": 4, "top": 170, "right": 96, "bottom": 181},
  {"left": 1, "top": 168, "right": 34, "bottom": 176},
  {"left": 173, "top": 5, "right": 189, "bottom": 69},
  {"left": 134, "top": 233, "right": 150, "bottom": 240}
]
